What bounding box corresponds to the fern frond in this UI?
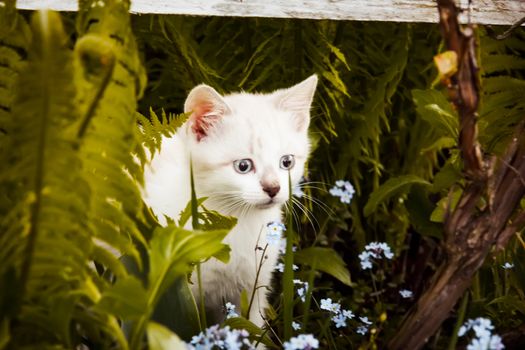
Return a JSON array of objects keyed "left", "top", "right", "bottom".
[
  {"left": 0, "top": 10, "right": 100, "bottom": 348},
  {"left": 479, "top": 30, "right": 525, "bottom": 152},
  {"left": 136, "top": 108, "right": 188, "bottom": 165},
  {"left": 75, "top": 0, "right": 147, "bottom": 263},
  {"left": 0, "top": 0, "right": 30, "bottom": 220}
]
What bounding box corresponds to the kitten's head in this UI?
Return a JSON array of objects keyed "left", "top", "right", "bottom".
[{"left": 184, "top": 75, "right": 317, "bottom": 215}]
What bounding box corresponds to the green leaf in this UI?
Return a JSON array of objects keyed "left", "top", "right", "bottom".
[
  {"left": 364, "top": 175, "right": 431, "bottom": 216},
  {"left": 151, "top": 278, "right": 200, "bottom": 342},
  {"left": 295, "top": 247, "right": 352, "bottom": 286},
  {"left": 430, "top": 189, "right": 462, "bottom": 223},
  {"left": 199, "top": 206, "right": 238, "bottom": 232},
  {"left": 431, "top": 161, "right": 462, "bottom": 193},
  {"left": 224, "top": 317, "right": 277, "bottom": 348},
  {"left": 95, "top": 276, "right": 147, "bottom": 321},
  {"left": 178, "top": 197, "right": 207, "bottom": 228},
  {"left": 0, "top": 318, "right": 10, "bottom": 350},
  {"left": 148, "top": 226, "right": 230, "bottom": 301},
  {"left": 412, "top": 89, "right": 458, "bottom": 138},
  {"left": 405, "top": 185, "right": 443, "bottom": 239},
  {"left": 420, "top": 136, "right": 456, "bottom": 153},
  {"left": 147, "top": 321, "right": 187, "bottom": 350}
]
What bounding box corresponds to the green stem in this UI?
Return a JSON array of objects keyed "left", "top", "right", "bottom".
[
  {"left": 247, "top": 241, "right": 268, "bottom": 318},
  {"left": 447, "top": 292, "right": 469, "bottom": 350},
  {"left": 190, "top": 159, "right": 207, "bottom": 329},
  {"left": 301, "top": 261, "right": 317, "bottom": 332},
  {"left": 197, "top": 264, "right": 206, "bottom": 330},
  {"left": 282, "top": 172, "right": 295, "bottom": 340}
]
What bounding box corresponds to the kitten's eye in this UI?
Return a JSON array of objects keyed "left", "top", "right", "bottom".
[
  {"left": 233, "top": 159, "right": 254, "bottom": 174},
  {"left": 280, "top": 155, "right": 295, "bottom": 170}
]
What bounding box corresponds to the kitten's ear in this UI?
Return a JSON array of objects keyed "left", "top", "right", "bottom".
[
  {"left": 184, "top": 84, "right": 231, "bottom": 141},
  {"left": 274, "top": 74, "right": 318, "bottom": 132}
]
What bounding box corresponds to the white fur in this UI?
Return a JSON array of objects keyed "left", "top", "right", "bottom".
[{"left": 143, "top": 75, "right": 317, "bottom": 328}]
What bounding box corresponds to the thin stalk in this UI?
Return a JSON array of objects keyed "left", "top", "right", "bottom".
[
  {"left": 282, "top": 171, "right": 295, "bottom": 340},
  {"left": 447, "top": 292, "right": 469, "bottom": 350},
  {"left": 301, "top": 261, "right": 317, "bottom": 331},
  {"left": 76, "top": 49, "right": 116, "bottom": 139},
  {"left": 190, "top": 159, "right": 207, "bottom": 330},
  {"left": 247, "top": 242, "right": 268, "bottom": 318}
]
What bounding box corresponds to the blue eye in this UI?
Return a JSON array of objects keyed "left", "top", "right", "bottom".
[
  {"left": 233, "top": 159, "right": 253, "bottom": 174},
  {"left": 280, "top": 155, "right": 295, "bottom": 170}
]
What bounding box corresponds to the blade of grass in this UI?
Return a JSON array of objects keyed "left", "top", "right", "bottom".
[
  {"left": 190, "top": 159, "right": 206, "bottom": 330},
  {"left": 282, "top": 171, "right": 295, "bottom": 340}
]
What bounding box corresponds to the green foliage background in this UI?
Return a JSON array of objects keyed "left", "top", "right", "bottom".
[{"left": 1, "top": 0, "right": 525, "bottom": 348}]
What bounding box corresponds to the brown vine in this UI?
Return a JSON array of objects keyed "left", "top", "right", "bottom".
[{"left": 388, "top": 1, "right": 525, "bottom": 349}]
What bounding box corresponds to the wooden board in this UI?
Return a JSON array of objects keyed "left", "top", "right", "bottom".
[{"left": 15, "top": 0, "right": 525, "bottom": 26}]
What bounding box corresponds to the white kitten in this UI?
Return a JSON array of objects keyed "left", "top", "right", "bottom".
[{"left": 142, "top": 75, "right": 318, "bottom": 328}]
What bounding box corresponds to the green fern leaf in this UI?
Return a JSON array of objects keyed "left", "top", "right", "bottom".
[
  {"left": 75, "top": 0, "right": 147, "bottom": 265},
  {"left": 0, "top": 10, "right": 103, "bottom": 348}
]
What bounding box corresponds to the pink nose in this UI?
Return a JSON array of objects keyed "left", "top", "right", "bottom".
[{"left": 263, "top": 185, "right": 280, "bottom": 198}]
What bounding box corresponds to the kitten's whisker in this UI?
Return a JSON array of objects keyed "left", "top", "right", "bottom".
[
  {"left": 291, "top": 197, "right": 320, "bottom": 231},
  {"left": 299, "top": 193, "right": 336, "bottom": 218}
]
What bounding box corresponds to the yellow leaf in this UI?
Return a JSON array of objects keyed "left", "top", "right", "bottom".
[{"left": 434, "top": 51, "right": 458, "bottom": 79}]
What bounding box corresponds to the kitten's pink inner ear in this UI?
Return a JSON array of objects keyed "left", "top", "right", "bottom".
[
  {"left": 184, "top": 85, "right": 230, "bottom": 142},
  {"left": 191, "top": 103, "right": 220, "bottom": 141}
]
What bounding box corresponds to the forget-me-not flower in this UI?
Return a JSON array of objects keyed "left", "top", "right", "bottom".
[
  {"left": 359, "top": 241, "right": 394, "bottom": 270},
  {"left": 399, "top": 289, "right": 413, "bottom": 298},
  {"left": 188, "top": 324, "right": 255, "bottom": 349},
  {"left": 458, "top": 317, "right": 505, "bottom": 350},
  {"left": 502, "top": 262, "right": 514, "bottom": 269},
  {"left": 225, "top": 302, "right": 239, "bottom": 319},
  {"left": 266, "top": 221, "right": 286, "bottom": 246},
  {"left": 283, "top": 334, "right": 319, "bottom": 350},
  {"left": 329, "top": 180, "right": 355, "bottom": 204}
]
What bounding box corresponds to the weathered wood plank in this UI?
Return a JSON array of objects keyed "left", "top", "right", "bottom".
[{"left": 15, "top": 0, "right": 525, "bottom": 26}]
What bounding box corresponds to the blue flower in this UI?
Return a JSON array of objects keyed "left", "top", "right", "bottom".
[
  {"left": 358, "top": 251, "right": 373, "bottom": 270},
  {"left": 359, "top": 316, "right": 372, "bottom": 325},
  {"left": 458, "top": 317, "right": 504, "bottom": 350},
  {"left": 275, "top": 262, "right": 298, "bottom": 272},
  {"left": 292, "top": 321, "right": 301, "bottom": 331},
  {"left": 356, "top": 325, "right": 369, "bottom": 335},
  {"left": 283, "top": 334, "right": 319, "bottom": 350},
  {"left": 329, "top": 180, "right": 355, "bottom": 204},
  {"left": 266, "top": 221, "right": 285, "bottom": 246},
  {"left": 188, "top": 325, "right": 255, "bottom": 349},
  {"left": 320, "top": 298, "right": 356, "bottom": 329},
  {"left": 225, "top": 302, "right": 239, "bottom": 319},
  {"left": 332, "top": 313, "right": 347, "bottom": 328},
  {"left": 320, "top": 298, "right": 341, "bottom": 314},
  {"left": 343, "top": 309, "right": 355, "bottom": 319},
  {"left": 502, "top": 262, "right": 514, "bottom": 269},
  {"left": 293, "top": 279, "right": 309, "bottom": 302},
  {"left": 399, "top": 289, "right": 413, "bottom": 298},
  {"left": 359, "top": 242, "right": 394, "bottom": 270}
]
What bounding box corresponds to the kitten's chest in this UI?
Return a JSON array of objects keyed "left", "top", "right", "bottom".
[{"left": 223, "top": 211, "right": 281, "bottom": 277}]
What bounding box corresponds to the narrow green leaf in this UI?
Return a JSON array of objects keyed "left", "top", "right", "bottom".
[
  {"left": 364, "top": 175, "right": 431, "bottom": 216},
  {"left": 282, "top": 172, "right": 295, "bottom": 341},
  {"left": 152, "top": 278, "right": 200, "bottom": 341},
  {"left": 412, "top": 89, "right": 459, "bottom": 138},
  {"left": 147, "top": 321, "right": 187, "bottom": 350},
  {"left": 295, "top": 247, "right": 352, "bottom": 286}
]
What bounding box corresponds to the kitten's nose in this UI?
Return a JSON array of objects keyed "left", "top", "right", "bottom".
[{"left": 263, "top": 184, "right": 280, "bottom": 198}]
